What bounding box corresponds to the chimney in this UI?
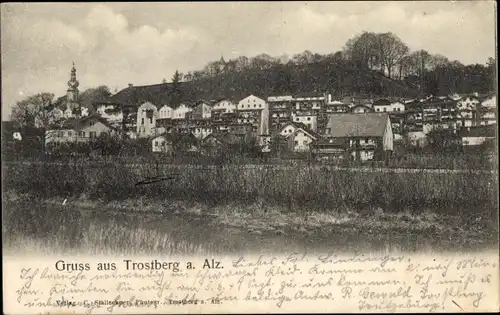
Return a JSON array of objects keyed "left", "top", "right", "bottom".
[{"left": 128, "top": 83, "right": 134, "bottom": 88}]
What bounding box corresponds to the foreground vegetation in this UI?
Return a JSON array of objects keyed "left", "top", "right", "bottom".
[
  {"left": 3, "top": 160, "right": 498, "bottom": 215},
  {"left": 3, "top": 160, "right": 498, "bottom": 255}
]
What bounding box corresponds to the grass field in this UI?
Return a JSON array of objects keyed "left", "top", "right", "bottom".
[
  {"left": 2, "top": 161, "right": 498, "bottom": 213},
  {"left": 2, "top": 161, "right": 498, "bottom": 255}
]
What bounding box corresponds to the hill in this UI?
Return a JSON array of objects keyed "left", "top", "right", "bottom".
[{"left": 108, "top": 60, "right": 422, "bottom": 106}]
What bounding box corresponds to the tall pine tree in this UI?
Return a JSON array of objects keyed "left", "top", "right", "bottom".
[{"left": 170, "top": 70, "right": 183, "bottom": 107}]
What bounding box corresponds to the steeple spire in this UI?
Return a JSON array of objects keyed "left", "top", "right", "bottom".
[
  {"left": 68, "top": 62, "right": 79, "bottom": 89},
  {"left": 66, "top": 62, "right": 80, "bottom": 110}
]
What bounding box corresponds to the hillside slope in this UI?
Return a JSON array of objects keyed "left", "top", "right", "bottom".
[{"left": 109, "top": 61, "right": 421, "bottom": 106}]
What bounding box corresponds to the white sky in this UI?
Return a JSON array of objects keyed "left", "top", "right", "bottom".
[{"left": 1, "top": 1, "right": 496, "bottom": 119}]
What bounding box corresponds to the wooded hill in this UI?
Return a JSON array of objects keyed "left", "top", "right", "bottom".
[{"left": 109, "top": 60, "right": 422, "bottom": 106}]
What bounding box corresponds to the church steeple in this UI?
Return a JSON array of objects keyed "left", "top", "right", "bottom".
[{"left": 67, "top": 62, "right": 80, "bottom": 110}]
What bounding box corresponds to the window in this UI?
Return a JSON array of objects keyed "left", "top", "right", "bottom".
[
  {"left": 383, "top": 108, "right": 387, "bottom": 112},
  {"left": 68, "top": 131, "right": 72, "bottom": 137},
  {"left": 89, "top": 132, "right": 97, "bottom": 138},
  {"left": 78, "top": 131, "right": 85, "bottom": 137},
  {"left": 376, "top": 108, "right": 380, "bottom": 112},
  {"left": 294, "top": 141, "right": 298, "bottom": 146},
  {"left": 365, "top": 138, "right": 369, "bottom": 143},
  {"left": 141, "top": 118, "right": 145, "bottom": 125},
  {"left": 154, "top": 141, "right": 158, "bottom": 146},
  {"left": 307, "top": 117, "right": 311, "bottom": 121},
  {"left": 100, "top": 132, "right": 106, "bottom": 136}
]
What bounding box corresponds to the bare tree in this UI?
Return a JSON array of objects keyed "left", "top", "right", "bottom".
[
  {"left": 428, "top": 54, "right": 450, "bottom": 69},
  {"left": 375, "top": 32, "right": 409, "bottom": 78},
  {"left": 343, "top": 31, "right": 379, "bottom": 70}
]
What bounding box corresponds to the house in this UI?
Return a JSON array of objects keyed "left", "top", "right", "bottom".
[
  {"left": 372, "top": 99, "right": 392, "bottom": 113},
  {"left": 350, "top": 104, "right": 374, "bottom": 114},
  {"left": 44, "top": 114, "right": 115, "bottom": 146},
  {"left": 191, "top": 124, "right": 213, "bottom": 140},
  {"left": 172, "top": 103, "right": 193, "bottom": 120},
  {"left": 421, "top": 96, "right": 458, "bottom": 133},
  {"left": 277, "top": 121, "right": 309, "bottom": 137},
  {"left": 314, "top": 113, "right": 393, "bottom": 161},
  {"left": 391, "top": 101, "right": 405, "bottom": 113},
  {"left": 482, "top": 95, "right": 496, "bottom": 108},
  {"left": 136, "top": 102, "right": 158, "bottom": 138},
  {"left": 237, "top": 94, "right": 267, "bottom": 111},
  {"left": 237, "top": 95, "right": 268, "bottom": 136},
  {"left": 151, "top": 133, "right": 175, "bottom": 153},
  {"left": 457, "top": 95, "right": 481, "bottom": 110},
  {"left": 325, "top": 100, "right": 349, "bottom": 113},
  {"left": 268, "top": 95, "right": 294, "bottom": 130},
  {"left": 158, "top": 105, "right": 173, "bottom": 119},
  {"left": 478, "top": 106, "right": 496, "bottom": 126},
  {"left": 291, "top": 113, "right": 317, "bottom": 132},
  {"left": 293, "top": 93, "right": 327, "bottom": 111},
  {"left": 311, "top": 137, "right": 347, "bottom": 160},
  {"left": 287, "top": 127, "right": 318, "bottom": 152},
  {"left": 404, "top": 100, "right": 423, "bottom": 132},
  {"left": 189, "top": 100, "right": 212, "bottom": 120},
  {"left": 212, "top": 98, "right": 236, "bottom": 114},
  {"left": 227, "top": 123, "right": 253, "bottom": 138},
  {"left": 94, "top": 101, "right": 137, "bottom": 137},
  {"left": 459, "top": 125, "right": 496, "bottom": 146}
]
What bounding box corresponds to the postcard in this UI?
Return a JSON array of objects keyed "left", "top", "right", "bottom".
[{"left": 2, "top": 1, "right": 499, "bottom": 314}]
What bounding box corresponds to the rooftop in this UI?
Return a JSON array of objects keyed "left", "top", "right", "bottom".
[{"left": 324, "top": 113, "right": 389, "bottom": 138}]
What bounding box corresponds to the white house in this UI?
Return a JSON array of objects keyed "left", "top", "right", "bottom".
[
  {"left": 151, "top": 134, "right": 173, "bottom": 153},
  {"left": 136, "top": 102, "right": 158, "bottom": 138},
  {"left": 212, "top": 99, "right": 236, "bottom": 113},
  {"left": 237, "top": 95, "right": 267, "bottom": 111},
  {"left": 159, "top": 105, "right": 173, "bottom": 119},
  {"left": 391, "top": 102, "right": 405, "bottom": 113},
  {"left": 482, "top": 96, "right": 496, "bottom": 108},
  {"left": 350, "top": 104, "right": 374, "bottom": 114},
  {"left": 45, "top": 115, "right": 115, "bottom": 146},
  {"left": 278, "top": 122, "right": 300, "bottom": 137},
  {"left": 288, "top": 127, "right": 318, "bottom": 152},
  {"left": 373, "top": 99, "right": 405, "bottom": 113},
  {"left": 372, "top": 99, "right": 392, "bottom": 113},
  {"left": 172, "top": 103, "right": 192, "bottom": 119}
]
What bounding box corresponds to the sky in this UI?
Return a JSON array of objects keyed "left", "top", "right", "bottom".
[{"left": 1, "top": 1, "right": 496, "bottom": 119}]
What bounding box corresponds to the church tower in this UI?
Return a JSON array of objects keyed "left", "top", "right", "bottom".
[{"left": 67, "top": 62, "right": 80, "bottom": 110}]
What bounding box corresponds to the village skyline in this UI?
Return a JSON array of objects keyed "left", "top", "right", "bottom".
[{"left": 1, "top": 1, "right": 496, "bottom": 118}]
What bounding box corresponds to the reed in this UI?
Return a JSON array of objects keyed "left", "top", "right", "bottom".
[{"left": 3, "top": 161, "right": 497, "bottom": 218}]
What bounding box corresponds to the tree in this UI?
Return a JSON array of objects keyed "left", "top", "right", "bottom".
[
  {"left": 343, "top": 31, "right": 379, "bottom": 70},
  {"left": 79, "top": 85, "right": 112, "bottom": 110},
  {"left": 375, "top": 32, "right": 409, "bottom": 79},
  {"left": 170, "top": 70, "right": 183, "bottom": 107},
  {"left": 10, "top": 93, "right": 55, "bottom": 128}
]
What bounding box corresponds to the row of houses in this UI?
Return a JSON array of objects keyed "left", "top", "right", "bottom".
[
  {"left": 13, "top": 64, "right": 495, "bottom": 161},
  {"left": 39, "top": 91, "right": 496, "bottom": 161}
]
